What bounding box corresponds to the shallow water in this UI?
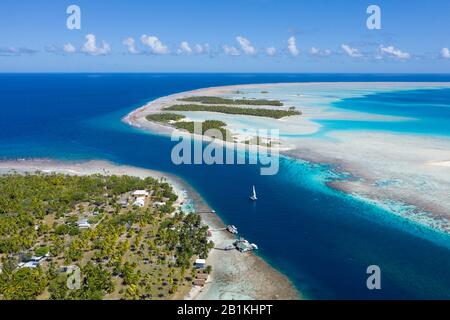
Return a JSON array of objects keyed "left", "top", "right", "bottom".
[{"left": 1, "top": 73, "right": 450, "bottom": 299}]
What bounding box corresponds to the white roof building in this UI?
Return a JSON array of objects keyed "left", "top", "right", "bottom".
[
  {"left": 118, "top": 198, "right": 128, "bottom": 207},
  {"left": 133, "top": 190, "right": 149, "bottom": 197},
  {"left": 133, "top": 197, "right": 146, "bottom": 207},
  {"left": 153, "top": 201, "right": 166, "bottom": 207},
  {"left": 20, "top": 261, "right": 39, "bottom": 269},
  {"left": 78, "top": 219, "right": 91, "bottom": 229},
  {"left": 195, "top": 259, "right": 206, "bottom": 265},
  {"left": 30, "top": 256, "right": 44, "bottom": 262}
]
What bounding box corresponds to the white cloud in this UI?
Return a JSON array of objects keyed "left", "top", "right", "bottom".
[
  {"left": 379, "top": 45, "right": 410, "bottom": 60},
  {"left": 236, "top": 36, "right": 256, "bottom": 56},
  {"left": 122, "top": 37, "right": 139, "bottom": 54},
  {"left": 195, "top": 44, "right": 204, "bottom": 54},
  {"left": 195, "top": 43, "right": 210, "bottom": 54},
  {"left": 223, "top": 45, "right": 240, "bottom": 56},
  {"left": 310, "top": 47, "right": 331, "bottom": 57},
  {"left": 287, "top": 36, "right": 299, "bottom": 56},
  {"left": 266, "top": 47, "right": 277, "bottom": 56},
  {"left": 140, "top": 35, "right": 169, "bottom": 55},
  {"left": 310, "top": 47, "right": 319, "bottom": 55},
  {"left": 81, "top": 34, "right": 111, "bottom": 56},
  {"left": 441, "top": 48, "right": 450, "bottom": 59},
  {"left": 341, "top": 44, "right": 363, "bottom": 58},
  {"left": 177, "top": 41, "right": 193, "bottom": 55},
  {"left": 63, "top": 43, "right": 76, "bottom": 54},
  {"left": 0, "top": 47, "right": 38, "bottom": 56},
  {"left": 374, "top": 54, "right": 383, "bottom": 60}
]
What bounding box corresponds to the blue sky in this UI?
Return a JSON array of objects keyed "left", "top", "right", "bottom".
[{"left": 1, "top": 0, "right": 450, "bottom": 72}]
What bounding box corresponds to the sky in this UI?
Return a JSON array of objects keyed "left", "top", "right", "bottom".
[{"left": 1, "top": 0, "right": 450, "bottom": 73}]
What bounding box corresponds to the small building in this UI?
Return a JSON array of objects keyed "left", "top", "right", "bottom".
[
  {"left": 132, "top": 190, "right": 149, "bottom": 198},
  {"left": 193, "top": 279, "right": 206, "bottom": 286},
  {"left": 194, "top": 259, "right": 206, "bottom": 269},
  {"left": 30, "top": 256, "right": 44, "bottom": 263},
  {"left": 118, "top": 197, "right": 128, "bottom": 208},
  {"left": 78, "top": 219, "right": 91, "bottom": 229},
  {"left": 196, "top": 273, "right": 209, "bottom": 280},
  {"left": 133, "top": 197, "right": 146, "bottom": 207},
  {"left": 20, "top": 261, "right": 39, "bottom": 269},
  {"left": 153, "top": 201, "right": 166, "bottom": 208}
]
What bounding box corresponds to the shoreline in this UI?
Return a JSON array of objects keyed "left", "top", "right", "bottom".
[
  {"left": 123, "top": 81, "right": 450, "bottom": 128},
  {"left": 123, "top": 86, "right": 298, "bottom": 153},
  {"left": 122, "top": 81, "right": 448, "bottom": 152},
  {"left": 178, "top": 177, "right": 301, "bottom": 300},
  {"left": 123, "top": 81, "right": 433, "bottom": 141},
  {"left": 0, "top": 158, "right": 301, "bottom": 300},
  {"left": 123, "top": 82, "right": 450, "bottom": 237}
]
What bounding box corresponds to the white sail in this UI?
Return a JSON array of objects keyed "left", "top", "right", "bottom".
[{"left": 250, "top": 185, "right": 257, "bottom": 200}]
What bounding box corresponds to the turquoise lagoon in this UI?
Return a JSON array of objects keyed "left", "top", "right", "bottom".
[{"left": 0, "top": 73, "right": 449, "bottom": 299}]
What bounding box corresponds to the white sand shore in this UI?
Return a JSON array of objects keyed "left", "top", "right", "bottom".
[
  {"left": 124, "top": 82, "right": 450, "bottom": 234},
  {"left": 0, "top": 159, "right": 300, "bottom": 300},
  {"left": 427, "top": 161, "right": 450, "bottom": 167},
  {"left": 123, "top": 88, "right": 296, "bottom": 152},
  {"left": 123, "top": 82, "right": 440, "bottom": 149}
]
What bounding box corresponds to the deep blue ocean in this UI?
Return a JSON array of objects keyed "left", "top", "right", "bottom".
[{"left": 1, "top": 73, "right": 450, "bottom": 299}]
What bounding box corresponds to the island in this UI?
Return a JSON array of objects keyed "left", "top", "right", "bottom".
[
  {"left": 124, "top": 82, "right": 450, "bottom": 236},
  {"left": 0, "top": 160, "right": 300, "bottom": 300}
]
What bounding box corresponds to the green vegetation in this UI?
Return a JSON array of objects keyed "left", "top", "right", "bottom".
[
  {"left": 144, "top": 112, "right": 232, "bottom": 141},
  {"left": 174, "top": 120, "right": 231, "bottom": 141},
  {"left": 178, "top": 96, "right": 283, "bottom": 106},
  {"left": 0, "top": 173, "right": 213, "bottom": 300},
  {"left": 146, "top": 113, "right": 185, "bottom": 123},
  {"left": 165, "top": 104, "right": 301, "bottom": 119}
]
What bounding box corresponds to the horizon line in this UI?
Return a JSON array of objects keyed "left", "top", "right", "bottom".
[{"left": 2, "top": 72, "right": 450, "bottom": 75}]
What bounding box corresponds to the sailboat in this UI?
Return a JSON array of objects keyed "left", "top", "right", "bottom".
[{"left": 249, "top": 185, "right": 257, "bottom": 201}]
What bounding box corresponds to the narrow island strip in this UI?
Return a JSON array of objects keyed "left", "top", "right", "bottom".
[
  {"left": 123, "top": 85, "right": 303, "bottom": 149},
  {"left": 123, "top": 83, "right": 450, "bottom": 235}
]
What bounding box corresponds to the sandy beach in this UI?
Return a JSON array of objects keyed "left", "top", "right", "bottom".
[
  {"left": 123, "top": 82, "right": 415, "bottom": 148},
  {"left": 0, "top": 159, "right": 300, "bottom": 300},
  {"left": 123, "top": 82, "right": 448, "bottom": 137},
  {"left": 124, "top": 82, "right": 450, "bottom": 234}
]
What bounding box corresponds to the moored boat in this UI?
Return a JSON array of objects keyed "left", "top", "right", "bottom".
[
  {"left": 226, "top": 225, "right": 238, "bottom": 234},
  {"left": 249, "top": 185, "right": 257, "bottom": 201}
]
